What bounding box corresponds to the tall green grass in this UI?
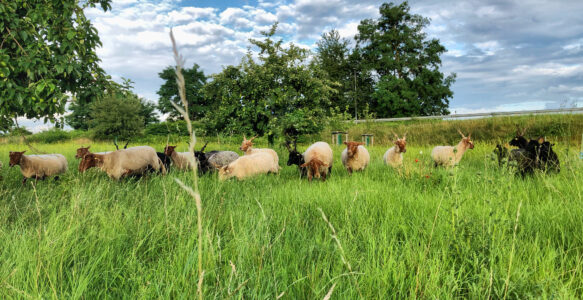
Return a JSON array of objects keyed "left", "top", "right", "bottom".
[{"left": 1, "top": 140, "right": 582, "bottom": 298}]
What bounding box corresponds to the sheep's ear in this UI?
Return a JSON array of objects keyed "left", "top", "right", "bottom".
[
  {"left": 322, "top": 162, "right": 329, "bottom": 167},
  {"left": 300, "top": 162, "right": 308, "bottom": 167},
  {"left": 358, "top": 142, "right": 365, "bottom": 146},
  {"left": 343, "top": 141, "right": 348, "bottom": 145},
  {"left": 538, "top": 137, "right": 545, "bottom": 144}
]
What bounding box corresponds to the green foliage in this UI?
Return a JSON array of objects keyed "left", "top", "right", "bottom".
[
  {"left": 204, "top": 23, "right": 334, "bottom": 142},
  {"left": 0, "top": 0, "right": 112, "bottom": 127},
  {"left": 68, "top": 78, "right": 158, "bottom": 130},
  {"left": 145, "top": 120, "right": 190, "bottom": 136},
  {"left": 355, "top": 1, "right": 456, "bottom": 117},
  {"left": 26, "top": 128, "right": 71, "bottom": 143},
  {"left": 89, "top": 92, "right": 144, "bottom": 140},
  {"left": 157, "top": 64, "right": 207, "bottom": 121}
]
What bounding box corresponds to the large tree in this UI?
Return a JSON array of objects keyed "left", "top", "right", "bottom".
[
  {"left": 89, "top": 92, "right": 145, "bottom": 140},
  {"left": 0, "top": 0, "right": 112, "bottom": 128},
  {"left": 157, "top": 63, "right": 207, "bottom": 121},
  {"left": 67, "top": 78, "right": 158, "bottom": 129},
  {"left": 204, "top": 23, "right": 334, "bottom": 143},
  {"left": 314, "top": 30, "right": 352, "bottom": 114},
  {"left": 356, "top": 1, "right": 456, "bottom": 117}
]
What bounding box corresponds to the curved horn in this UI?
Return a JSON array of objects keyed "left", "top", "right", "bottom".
[
  {"left": 200, "top": 141, "right": 209, "bottom": 152},
  {"left": 249, "top": 135, "right": 257, "bottom": 142},
  {"left": 392, "top": 131, "right": 399, "bottom": 139},
  {"left": 457, "top": 129, "right": 465, "bottom": 138},
  {"left": 403, "top": 132, "right": 407, "bottom": 140}
]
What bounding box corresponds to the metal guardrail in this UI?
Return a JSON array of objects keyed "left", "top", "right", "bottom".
[{"left": 351, "top": 107, "right": 583, "bottom": 123}]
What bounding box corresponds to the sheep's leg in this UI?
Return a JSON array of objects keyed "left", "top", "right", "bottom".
[
  {"left": 54, "top": 176, "right": 60, "bottom": 181},
  {"left": 347, "top": 167, "right": 352, "bottom": 175},
  {"left": 322, "top": 171, "right": 327, "bottom": 182},
  {"left": 22, "top": 177, "right": 28, "bottom": 184},
  {"left": 328, "top": 166, "right": 332, "bottom": 175}
]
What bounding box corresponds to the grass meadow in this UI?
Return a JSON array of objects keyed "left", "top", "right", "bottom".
[{"left": 1, "top": 139, "right": 582, "bottom": 298}]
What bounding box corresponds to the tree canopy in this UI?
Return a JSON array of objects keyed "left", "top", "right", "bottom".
[
  {"left": 0, "top": 0, "right": 112, "bottom": 128},
  {"left": 157, "top": 63, "right": 207, "bottom": 121},
  {"left": 203, "top": 23, "right": 334, "bottom": 142},
  {"left": 356, "top": 1, "right": 456, "bottom": 117}
]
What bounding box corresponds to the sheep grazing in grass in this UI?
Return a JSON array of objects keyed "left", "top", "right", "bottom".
[
  {"left": 9, "top": 151, "right": 68, "bottom": 184},
  {"left": 300, "top": 158, "right": 329, "bottom": 182},
  {"left": 383, "top": 133, "right": 407, "bottom": 168},
  {"left": 431, "top": 130, "right": 474, "bottom": 167},
  {"left": 79, "top": 146, "right": 165, "bottom": 180},
  {"left": 341, "top": 141, "right": 370, "bottom": 174},
  {"left": 164, "top": 145, "right": 195, "bottom": 170},
  {"left": 218, "top": 152, "right": 279, "bottom": 181},
  {"left": 239, "top": 135, "right": 280, "bottom": 167},
  {"left": 194, "top": 142, "right": 239, "bottom": 173},
  {"left": 288, "top": 141, "right": 334, "bottom": 180}
]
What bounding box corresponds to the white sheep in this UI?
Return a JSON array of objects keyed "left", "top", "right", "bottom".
[
  {"left": 341, "top": 141, "right": 370, "bottom": 174},
  {"left": 218, "top": 152, "right": 279, "bottom": 181},
  {"left": 239, "top": 135, "right": 280, "bottom": 168},
  {"left": 9, "top": 151, "right": 68, "bottom": 184},
  {"left": 383, "top": 133, "right": 407, "bottom": 168},
  {"left": 431, "top": 130, "right": 474, "bottom": 167},
  {"left": 164, "top": 145, "right": 195, "bottom": 170},
  {"left": 301, "top": 141, "right": 333, "bottom": 180},
  {"left": 79, "top": 146, "right": 165, "bottom": 180}
]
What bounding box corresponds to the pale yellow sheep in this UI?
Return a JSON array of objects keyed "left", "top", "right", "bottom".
[
  {"left": 341, "top": 141, "right": 370, "bottom": 174},
  {"left": 218, "top": 152, "right": 279, "bottom": 181},
  {"left": 383, "top": 133, "right": 407, "bottom": 168},
  {"left": 79, "top": 146, "right": 164, "bottom": 180},
  {"left": 431, "top": 130, "right": 474, "bottom": 167}
]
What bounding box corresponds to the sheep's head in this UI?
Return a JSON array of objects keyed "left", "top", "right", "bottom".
[
  {"left": 9, "top": 151, "right": 25, "bottom": 167},
  {"left": 344, "top": 141, "right": 364, "bottom": 157},
  {"left": 300, "top": 158, "right": 328, "bottom": 181},
  {"left": 76, "top": 146, "right": 91, "bottom": 159},
  {"left": 457, "top": 130, "right": 474, "bottom": 150},
  {"left": 393, "top": 133, "right": 407, "bottom": 153},
  {"left": 79, "top": 153, "right": 102, "bottom": 173},
  {"left": 218, "top": 165, "right": 231, "bottom": 180},
  {"left": 239, "top": 135, "right": 256, "bottom": 152},
  {"left": 285, "top": 140, "right": 304, "bottom": 166},
  {"left": 509, "top": 126, "right": 529, "bottom": 148},
  {"left": 164, "top": 145, "right": 177, "bottom": 156}
]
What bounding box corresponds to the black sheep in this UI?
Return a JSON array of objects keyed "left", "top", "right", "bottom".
[{"left": 284, "top": 140, "right": 307, "bottom": 178}]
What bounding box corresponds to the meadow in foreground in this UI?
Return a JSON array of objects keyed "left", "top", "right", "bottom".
[{"left": 1, "top": 141, "right": 582, "bottom": 298}]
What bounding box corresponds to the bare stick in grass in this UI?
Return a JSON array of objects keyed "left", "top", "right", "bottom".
[{"left": 169, "top": 29, "right": 204, "bottom": 300}]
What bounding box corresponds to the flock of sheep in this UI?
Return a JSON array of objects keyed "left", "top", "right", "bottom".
[{"left": 4, "top": 128, "right": 559, "bottom": 184}]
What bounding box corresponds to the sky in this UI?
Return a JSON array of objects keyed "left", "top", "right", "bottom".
[{"left": 21, "top": 0, "right": 583, "bottom": 131}]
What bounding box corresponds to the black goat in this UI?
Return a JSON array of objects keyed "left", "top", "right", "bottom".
[
  {"left": 284, "top": 140, "right": 307, "bottom": 178},
  {"left": 194, "top": 142, "right": 217, "bottom": 174},
  {"left": 538, "top": 140, "right": 560, "bottom": 173},
  {"left": 508, "top": 136, "right": 560, "bottom": 175}
]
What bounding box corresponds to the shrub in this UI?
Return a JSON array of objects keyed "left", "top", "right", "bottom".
[{"left": 27, "top": 128, "right": 71, "bottom": 143}]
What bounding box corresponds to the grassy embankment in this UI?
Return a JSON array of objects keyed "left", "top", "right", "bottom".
[{"left": 0, "top": 114, "right": 582, "bottom": 298}]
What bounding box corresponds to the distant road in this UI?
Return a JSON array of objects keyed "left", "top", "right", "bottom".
[{"left": 351, "top": 107, "right": 583, "bottom": 123}]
